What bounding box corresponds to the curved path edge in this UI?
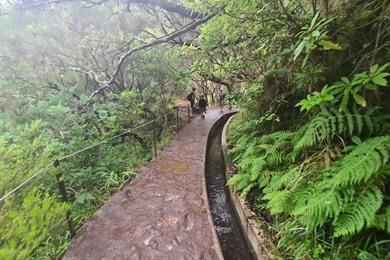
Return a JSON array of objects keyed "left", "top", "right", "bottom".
[{"left": 63, "top": 109, "right": 233, "bottom": 260}]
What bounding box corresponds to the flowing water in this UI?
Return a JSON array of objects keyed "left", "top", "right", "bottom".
[{"left": 205, "top": 117, "right": 255, "bottom": 260}]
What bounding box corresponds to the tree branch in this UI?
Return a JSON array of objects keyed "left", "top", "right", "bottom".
[
  {"left": 126, "top": 0, "right": 206, "bottom": 19},
  {"left": 204, "top": 74, "right": 233, "bottom": 93},
  {"left": 92, "top": 13, "right": 216, "bottom": 97},
  {"left": 278, "top": 0, "right": 301, "bottom": 29}
]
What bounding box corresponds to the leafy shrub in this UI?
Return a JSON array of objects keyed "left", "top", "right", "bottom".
[{"left": 0, "top": 190, "right": 69, "bottom": 259}]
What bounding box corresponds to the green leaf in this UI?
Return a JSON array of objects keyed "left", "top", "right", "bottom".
[
  {"left": 376, "top": 63, "right": 389, "bottom": 74},
  {"left": 302, "top": 53, "right": 310, "bottom": 68},
  {"left": 351, "top": 73, "right": 368, "bottom": 85},
  {"left": 318, "top": 40, "right": 342, "bottom": 50},
  {"left": 339, "top": 90, "right": 350, "bottom": 112},
  {"left": 312, "top": 30, "right": 321, "bottom": 37},
  {"left": 320, "top": 84, "right": 329, "bottom": 95},
  {"left": 341, "top": 77, "right": 350, "bottom": 85},
  {"left": 365, "top": 83, "right": 378, "bottom": 90},
  {"left": 323, "top": 95, "right": 334, "bottom": 101},
  {"left": 372, "top": 76, "right": 387, "bottom": 86},
  {"left": 379, "top": 72, "right": 390, "bottom": 77},
  {"left": 294, "top": 41, "right": 306, "bottom": 60},
  {"left": 351, "top": 136, "right": 362, "bottom": 145},
  {"left": 353, "top": 94, "right": 367, "bottom": 107},
  {"left": 369, "top": 64, "right": 379, "bottom": 75},
  {"left": 309, "top": 12, "right": 320, "bottom": 30},
  {"left": 328, "top": 83, "right": 345, "bottom": 95}
]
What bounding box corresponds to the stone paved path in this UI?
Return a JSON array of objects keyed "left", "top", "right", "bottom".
[{"left": 63, "top": 108, "right": 226, "bottom": 260}]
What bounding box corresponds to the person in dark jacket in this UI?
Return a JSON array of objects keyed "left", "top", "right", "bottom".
[
  {"left": 218, "top": 89, "right": 226, "bottom": 113},
  {"left": 198, "top": 95, "right": 207, "bottom": 120},
  {"left": 187, "top": 88, "right": 196, "bottom": 111}
]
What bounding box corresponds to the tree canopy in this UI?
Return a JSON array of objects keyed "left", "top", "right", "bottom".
[{"left": 0, "top": 0, "right": 389, "bottom": 258}]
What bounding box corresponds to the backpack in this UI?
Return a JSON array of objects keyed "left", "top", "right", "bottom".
[{"left": 186, "top": 93, "right": 192, "bottom": 101}]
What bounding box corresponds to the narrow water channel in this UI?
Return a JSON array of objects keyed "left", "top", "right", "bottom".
[{"left": 205, "top": 116, "right": 255, "bottom": 260}]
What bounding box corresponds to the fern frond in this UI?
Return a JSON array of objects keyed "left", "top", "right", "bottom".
[
  {"left": 373, "top": 115, "right": 390, "bottom": 135},
  {"left": 334, "top": 186, "right": 383, "bottom": 237},
  {"left": 363, "top": 114, "right": 374, "bottom": 136},
  {"left": 294, "top": 109, "right": 378, "bottom": 151},
  {"left": 257, "top": 170, "right": 273, "bottom": 189},
  {"left": 231, "top": 135, "right": 251, "bottom": 161},
  {"left": 264, "top": 190, "right": 292, "bottom": 214},
  {"left": 265, "top": 166, "right": 301, "bottom": 193},
  {"left": 333, "top": 136, "right": 390, "bottom": 186},
  {"left": 250, "top": 157, "right": 267, "bottom": 181},
  {"left": 292, "top": 188, "right": 343, "bottom": 228},
  {"left": 295, "top": 109, "right": 341, "bottom": 150},
  {"left": 370, "top": 207, "right": 390, "bottom": 234},
  {"left": 353, "top": 107, "right": 364, "bottom": 135},
  {"left": 227, "top": 173, "right": 251, "bottom": 193}
]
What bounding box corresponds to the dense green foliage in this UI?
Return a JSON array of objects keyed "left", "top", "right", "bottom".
[
  {"left": 1, "top": 0, "right": 389, "bottom": 258},
  {"left": 0, "top": 1, "right": 187, "bottom": 258},
  {"left": 193, "top": 0, "right": 390, "bottom": 258}
]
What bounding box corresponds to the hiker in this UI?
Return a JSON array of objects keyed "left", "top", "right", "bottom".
[
  {"left": 186, "top": 88, "right": 196, "bottom": 114},
  {"left": 218, "top": 89, "right": 226, "bottom": 112},
  {"left": 199, "top": 95, "right": 207, "bottom": 120}
]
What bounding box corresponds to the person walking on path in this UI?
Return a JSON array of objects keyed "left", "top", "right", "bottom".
[
  {"left": 199, "top": 95, "right": 207, "bottom": 120},
  {"left": 218, "top": 89, "right": 226, "bottom": 113},
  {"left": 187, "top": 88, "right": 196, "bottom": 116}
]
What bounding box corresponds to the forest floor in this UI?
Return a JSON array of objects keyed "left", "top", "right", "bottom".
[{"left": 63, "top": 108, "right": 228, "bottom": 260}]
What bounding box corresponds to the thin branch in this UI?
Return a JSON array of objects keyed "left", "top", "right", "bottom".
[
  {"left": 278, "top": 0, "right": 301, "bottom": 29},
  {"left": 92, "top": 13, "right": 216, "bottom": 97},
  {"left": 126, "top": 0, "right": 206, "bottom": 19}
]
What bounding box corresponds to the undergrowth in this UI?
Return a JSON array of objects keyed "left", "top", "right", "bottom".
[{"left": 222, "top": 1, "right": 390, "bottom": 258}]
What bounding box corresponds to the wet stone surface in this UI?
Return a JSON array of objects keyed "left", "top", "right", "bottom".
[{"left": 63, "top": 109, "right": 225, "bottom": 260}]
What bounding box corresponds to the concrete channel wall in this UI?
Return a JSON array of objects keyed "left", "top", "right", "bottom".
[
  {"left": 202, "top": 113, "right": 230, "bottom": 260},
  {"left": 221, "top": 114, "right": 278, "bottom": 260},
  {"left": 203, "top": 111, "right": 243, "bottom": 259}
]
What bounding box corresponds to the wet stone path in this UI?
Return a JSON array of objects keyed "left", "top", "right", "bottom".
[{"left": 63, "top": 109, "right": 226, "bottom": 260}]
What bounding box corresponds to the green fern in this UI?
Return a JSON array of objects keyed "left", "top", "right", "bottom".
[
  {"left": 264, "top": 189, "right": 293, "bottom": 214},
  {"left": 295, "top": 108, "right": 375, "bottom": 151},
  {"left": 229, "top": 135, "right": 252, "bottom": 161},
  {"left": 250, "top": 157, "right": 267, "bottom": 181},
  {"left": 289, "top": 136, "right": 390, "bottom": 235},
  {"left": 265, "top": 166, "right": 301, "bottom": 193},
  {"left": 292, "top": 187, "right": 343, "bottom": 228},
  {"left": 333, "top": 136, "right": 390, "bottom": 186},
  {"left": 263, "top": 167, "right": 301, "bottom": 213},
  {"left": 228, "top": 131, "right": 297, "bottom": 196},
  {"left": 370, "top": 207, "right": 390, "bottom": 234},
  {"left": 226, "top": 107, "right": 390, "bottom": 259},
  {"left": 334, "top": 186, "right": 383, "bottom": 237},
  {"left": 227, "top": 172, "right": 251, "bottom": 192}
]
